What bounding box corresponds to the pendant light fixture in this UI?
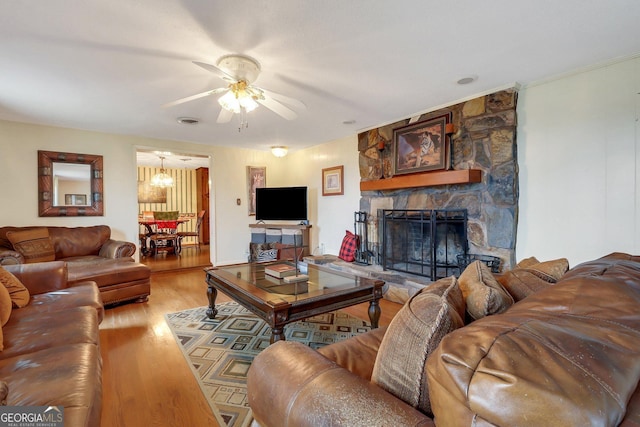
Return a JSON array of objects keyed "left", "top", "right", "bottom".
[{"left": 150, "top": 156, "right": 174, "bottom": 188}]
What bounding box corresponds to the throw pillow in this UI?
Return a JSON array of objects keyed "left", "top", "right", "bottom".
[
  {"left": 497, "top": 269, "right": 554, "bottom": 302},
  {"left": 6, "top": 228, "right": 56, "bottom": 264},
  {"left": 338, "top": 230, "right": 359, "bottom": 262},
  {"left": 497, "top": 258, "right": 569, "bottom": 302},
  {"left": 256, "top": 248, "right": 278, "bottom": 262},
  {"left": 525, "top": 258, "right": 570, "bottom": 282},
  {"left": 249, "top": 242, "right": 277, "bottom": 262},
  {"left": 0, "top": 267, "right": 30, "bottom": 308},
  {"left": 458, "top": 261, "right": 514, "bottom": 320},
  {"left": 0, "top": 280, "right": 11, "bottom": 351},
  {"left": 516, "top": 256, "right": 540, "bottom": 269},
  {"left": 0, "top": 381, "right": 7, "bottom": 405},
  {"left": 371, "top": 276, "right": 465, "bottom": 416}
]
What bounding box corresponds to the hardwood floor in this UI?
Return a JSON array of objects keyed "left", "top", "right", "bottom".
[{"left": 100, "top": 247, "right": 401, "bottom": 426}]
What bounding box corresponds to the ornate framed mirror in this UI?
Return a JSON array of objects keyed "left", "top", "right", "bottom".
[{"left": 38, "top": 150, "right": 104, "bottom": 216}]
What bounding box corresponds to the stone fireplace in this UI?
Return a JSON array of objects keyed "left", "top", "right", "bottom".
[{"left": 357, "top": 88, "right": 519, "bottom": 272}]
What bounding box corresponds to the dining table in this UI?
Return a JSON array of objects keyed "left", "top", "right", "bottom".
[{"left": 138, "top": 215, "right": 192, "bottom": 255}]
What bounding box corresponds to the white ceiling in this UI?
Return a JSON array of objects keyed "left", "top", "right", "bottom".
[
  {"left": 136, "top": 150, "right": 209, "bottom": 169},
  {"left": 2, "top": 1, "right": 640, "bottom": 155}
]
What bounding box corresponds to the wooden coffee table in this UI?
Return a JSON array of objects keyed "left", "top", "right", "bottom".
[{"left": 204, "top": 262, "right": 385, "bottom": 344}]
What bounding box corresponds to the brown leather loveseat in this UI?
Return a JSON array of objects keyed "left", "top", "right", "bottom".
[
  {"left": 247, "top": 253, "right": 640, "bottom": 426},
  {"left": 0, "top": 225, "right": 150, "bottom": 305},
  {"left": 0, "top": 261, "right": 103, "bottom": 426}
]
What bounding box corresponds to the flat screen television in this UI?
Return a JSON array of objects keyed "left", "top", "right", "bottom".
[{"left": 255, "top": 186, "right": 308, "bottom": 222}]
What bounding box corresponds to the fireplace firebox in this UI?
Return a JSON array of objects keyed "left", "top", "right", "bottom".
[{"left": 380, "top": 209, "right": 467, "bottom": 279}]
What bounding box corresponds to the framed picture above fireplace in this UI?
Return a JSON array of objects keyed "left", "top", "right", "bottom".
[{"left": 393, "top": 115, "right": 449, "bottom": 175}]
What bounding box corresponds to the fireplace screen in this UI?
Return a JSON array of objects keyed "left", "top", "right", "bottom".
[{"left": 381, "top": 209, "right": 467, "bottom": 279}]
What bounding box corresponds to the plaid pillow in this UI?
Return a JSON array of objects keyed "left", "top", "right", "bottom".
[{"left": 338, "top": 230, "right": 359, "bottom": 262}]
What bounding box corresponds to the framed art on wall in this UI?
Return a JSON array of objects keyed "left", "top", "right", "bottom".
[
  {"left": 137, "top": 181, "right": 167, "bottom": 203},
  {"left": 393, "top": 115, "right": 449, "bottom": 175},
  {"left": 247, "top": 166, "right": 266, "bottom": 215},
  {"left": 322, "top": 165, "right": 344, "bottom": 196}
]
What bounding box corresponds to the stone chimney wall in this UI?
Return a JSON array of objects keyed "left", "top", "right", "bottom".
[{"left": 358, "top": 88, "right": 519, "bottom": 271}]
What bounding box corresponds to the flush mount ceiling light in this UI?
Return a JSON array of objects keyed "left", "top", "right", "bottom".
[
  {"left": 150, "top": 156, "right": 174, "bottom": 188},
  {"left": 271, "top": 146, "right": 288, "bottom": 157}
]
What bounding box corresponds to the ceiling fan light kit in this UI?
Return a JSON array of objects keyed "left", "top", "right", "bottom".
[
  {"left": 165, "top": 53, "right": 305, "bottom": 132},
  {"left": 217, "top": 82, "right": 259, "bottom": 114}
]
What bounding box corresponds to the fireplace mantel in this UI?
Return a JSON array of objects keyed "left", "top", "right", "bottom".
[{"left": 360, "top": 169, "right": 482, "bottom": 191}]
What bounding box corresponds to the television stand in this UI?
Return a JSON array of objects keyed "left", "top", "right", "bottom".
[{"left": 249, "top": 223, "right": 312, "bottom": 258}]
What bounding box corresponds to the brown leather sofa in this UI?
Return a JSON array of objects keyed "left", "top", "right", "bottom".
[
  {"left": 247, "top": 253, "right": 640, "bottom": 426},
  {"left": 1, "top": 261, "right": 103, "bottom": 426},
  {"left": 0, "top": 225, "right": 150, "bottom": 305}
]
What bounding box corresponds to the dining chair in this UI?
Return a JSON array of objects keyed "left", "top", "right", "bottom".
[
  {"left": 177, "top": 210, "right": 205, "bottom": 251},
  {"left": 149, "top": 211, "right": 180, "bottom": 256}
]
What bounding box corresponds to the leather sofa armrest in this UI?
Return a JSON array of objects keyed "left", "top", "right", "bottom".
[
  {"left": 247, "top": 341, "right": 434, "bottom": 427},
  {"left": 0, "top": 249, "right": 25, "bottom": 265},
  {"left": 4, "top": 261, "right": 68, "bottom": 295},
  {"left": 99, "top": 239, "right": 136, "bottom": 258}
]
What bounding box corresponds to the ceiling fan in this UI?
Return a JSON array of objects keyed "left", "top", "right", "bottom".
[{"left": 164, "top": 54, "right": 305, "bottom": 129}]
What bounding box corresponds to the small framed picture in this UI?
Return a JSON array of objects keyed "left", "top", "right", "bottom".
[
  {"left": 393, "top": 115, "right": 449, "bottom": 175},
  {"left": 247, "top": 166, "right": 266, "bottom": 215},
  {"left": 322, "top": 165, "right": 344, "bottom": 196}
]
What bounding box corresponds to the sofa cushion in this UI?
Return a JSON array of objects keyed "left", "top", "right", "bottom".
[
  {"left": 10, "top": 282, "right": 104, "bottom": 324},
  {"left": 0, "top": 281, "right": 11, "bottom": 327},
  {"left": 2, "top": 306, "right": 99, "bottom": 359},
  {"left": 459, "top": 261, "right": 514, "bottom": 320},
  {"left": 6, "top": 228, "right": 55, "bottom": 264},
  {"left": 0, "top": 343, "right": 101, "bottom": 425},
  {"left": 47, "top": 225, "right": 110, "bottom": 259},
  {"left": 371, "top": 276, "right": 465, "bottom": 416},
  {"left": 0, "top": 266, "right": 30, "bottom": 308}
]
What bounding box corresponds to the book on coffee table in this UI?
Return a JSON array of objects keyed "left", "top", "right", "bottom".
[
  {"left": 264, "top": 263, "right": 298, "bottom": 278},
  {"left": 282, "top": 274, "right": 309, "bottom": 283}
]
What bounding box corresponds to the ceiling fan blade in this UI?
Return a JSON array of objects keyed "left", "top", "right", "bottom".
[
  {"left": 255, "top": 87, "right": 306, "bottom": 110},
  {"left": 256, "top": 96, "right": 298, "bottom": 120},
  {"left": 217, "top": 107, "right": 234, "bottom": 123},
  {"left": 193, "top": 61, "right": 237, "bottom": 82},
  {"left": 162, "top": 88, "right": 227, "bottom": 108}
]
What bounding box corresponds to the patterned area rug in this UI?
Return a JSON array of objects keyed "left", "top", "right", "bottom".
[{"left": 165, "top": 302, "right": 372, "bottom": 427}]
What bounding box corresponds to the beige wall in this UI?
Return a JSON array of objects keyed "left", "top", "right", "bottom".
[{"left": 517, "top": 56, "right": 640, "bottom": 266}]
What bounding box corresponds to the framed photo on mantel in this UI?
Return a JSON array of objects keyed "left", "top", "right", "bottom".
[{"left": 393, "top": 115, "right": 448, "bottom": 175}]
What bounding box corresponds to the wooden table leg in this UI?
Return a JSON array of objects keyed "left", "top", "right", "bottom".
[
  {"left": 270, "top": 326, "right": 285, "bottom": 344},
  {"left": 206, "top": 284, "right": 218, "bottom": 319},
  {"left": 368, "top": 298, "right": 380, "bottom": 329}
]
